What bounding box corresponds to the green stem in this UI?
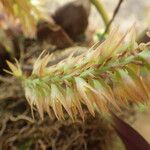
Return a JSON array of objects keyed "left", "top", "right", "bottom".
[{"left": 90, "top": 0, "right": 110, "bottom": 29}]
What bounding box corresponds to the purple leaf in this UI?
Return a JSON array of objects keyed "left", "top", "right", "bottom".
[{"left": 111, "top": 112, "right": 150, "bottom": 150}]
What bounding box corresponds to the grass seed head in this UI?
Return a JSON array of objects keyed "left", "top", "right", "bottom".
[{"left": 7, "top": 28, "right": 150, "bottom": 120}]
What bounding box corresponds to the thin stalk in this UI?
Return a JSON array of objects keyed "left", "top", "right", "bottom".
[{"left": 90, "top": 0, "right": 109, "bottom": 29}]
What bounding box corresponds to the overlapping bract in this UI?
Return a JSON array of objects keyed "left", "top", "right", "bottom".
[
  {"left": 0, "top": 0, "right": 52, "bottom": 37},
  {"left": 7, "top": 29, "right": 150, "bottom": 120}
]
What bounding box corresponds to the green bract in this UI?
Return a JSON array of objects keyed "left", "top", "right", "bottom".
[{"left": 7, "top": 29, "right": 150, "bottom": 120}]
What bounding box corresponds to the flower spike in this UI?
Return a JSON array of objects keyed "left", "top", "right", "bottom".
[{"left": 7, "top": 29, "right": 150, "bottom": 120}]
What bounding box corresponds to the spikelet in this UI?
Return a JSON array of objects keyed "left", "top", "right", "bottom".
[
  {"left": 0, "top": 0, "right": 52, "bottom": 37},
  {"left": 6, "top": 29, "right": 150, "bottom": 120}
]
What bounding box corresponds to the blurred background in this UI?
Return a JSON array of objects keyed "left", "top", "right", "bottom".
[
  {"left": 0, "top": 0, "right": 150, "bottom": 149},
  {"left": 45, "top": 0, "right": 150, "bottom": 31}
]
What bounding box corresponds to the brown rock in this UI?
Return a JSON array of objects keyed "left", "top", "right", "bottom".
[
  {"left": 37, "top": 22, "right": 73, "bottom": 49},
  {"left": 52, "top": 0, "right": 91, "bottom": 41}
]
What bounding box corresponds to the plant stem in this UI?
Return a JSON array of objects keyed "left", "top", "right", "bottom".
[
  {"left": 90, "top": 0, "right": 109, "bottom": 28},
  {"left": 103, "top": 0, "right": 124, "bottom": 34}
]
